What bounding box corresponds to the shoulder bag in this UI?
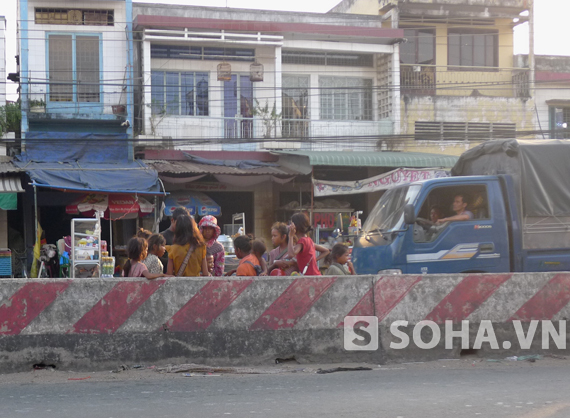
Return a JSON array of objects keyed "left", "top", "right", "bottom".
[{"left": 176, "top": 244, "right": 196, "bottom": 276}]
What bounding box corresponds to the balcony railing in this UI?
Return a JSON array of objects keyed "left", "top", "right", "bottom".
[
  {"left": 26, "top": 82, "right": 127, "bottom": 117},
  {"left": 149, "top": 116, "right": 391, "bottom": 151},
  {"left": 400, "top": 64, "right": 530, "bottom": 98}
]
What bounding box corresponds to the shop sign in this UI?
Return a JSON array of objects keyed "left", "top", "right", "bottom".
[
  {"left": 314, "top": 168, "right": 449, "bottom": 197},
  {"left": 314, "top": 213, "right": 337, "bottom": 229}
]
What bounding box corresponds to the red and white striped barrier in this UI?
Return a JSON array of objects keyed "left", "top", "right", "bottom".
[{"left": 0, "top": 273, "right": 569, "bottom": 371}]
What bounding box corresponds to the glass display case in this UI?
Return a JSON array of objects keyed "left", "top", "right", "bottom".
[{"left": 71, "top": 217, "right": 101, "bottom": 278}]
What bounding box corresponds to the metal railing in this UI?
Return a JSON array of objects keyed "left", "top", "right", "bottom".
[
  {"left": 150, "top": 115, "right": 389, "bottom": 151},
  {"left": 400, "top": 64, "right": 530, "bottom": 98}
]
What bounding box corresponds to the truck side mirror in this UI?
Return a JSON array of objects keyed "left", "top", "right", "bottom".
[{"left": 404, "top": 204, "right": 416, "bottom": 225}]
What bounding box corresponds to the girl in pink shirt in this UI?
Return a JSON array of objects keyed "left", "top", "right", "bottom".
[{"left": 287, "top": 213, "right": 330, "bottom": 276}]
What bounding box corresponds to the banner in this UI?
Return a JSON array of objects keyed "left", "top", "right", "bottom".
[{"left": 313, "top": 168, "right": 450, "bottom": 197}]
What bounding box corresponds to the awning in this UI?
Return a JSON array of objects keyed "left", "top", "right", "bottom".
[
  {"left": 164, "top": 192, "right": 221, "bottom": 217},
  {"left": 275, "top": 151, "right": 459, "bottom": 174},
  {"left": 0, "top": 171, "right": 25, "bottom": 211},
  {"left": 0, "top": 194, "right": 17, "bottom": 210},
  {"left": 66, "top": 193, "right": 154, "bottom": 219},
  {"left": 13, "top": 160, "right": 163, "bottom": 194},
  {"left": 145, "top": 159, "right": 299, "bottom": 176},
  {"left": 0, "top": 175, "right": 25, "bottom": 193}
]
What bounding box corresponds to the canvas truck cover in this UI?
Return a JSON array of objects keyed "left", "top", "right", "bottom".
[{"left": 452, "top": 139, "right": 570, "bottom": 218}]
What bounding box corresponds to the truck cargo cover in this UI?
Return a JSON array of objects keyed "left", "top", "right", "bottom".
[{"left": 452, "top": 139, "right": 570, "bottom": 217}]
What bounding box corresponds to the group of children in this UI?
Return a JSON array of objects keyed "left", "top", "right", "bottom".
[
  {"left": 123, "top": 211, "right": 355, "bottom": 279},
  {"left": 123, "top": 212, "right": 221, "bottom": 279},
  {"left": 231, "top": 212, "right": 355, "bottom": 277}
]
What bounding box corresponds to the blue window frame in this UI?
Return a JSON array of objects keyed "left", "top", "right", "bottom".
[
  {"left": 151, "top": 71, "right": 209, "bottom": 116},
  {"left": 46, "top": 33, "right": 103, "bottom": 110}
]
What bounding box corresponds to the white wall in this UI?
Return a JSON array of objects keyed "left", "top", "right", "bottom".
[{"left": 25, "top": 1, "right": 128, "bottom": 113}]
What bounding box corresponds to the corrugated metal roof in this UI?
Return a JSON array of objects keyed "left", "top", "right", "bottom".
[
  {"left": 0, "top": 156, "right": 22, "bottom": 173},
  {"left": 275, "top": 151, "right": 459, "bottom": 168},
  {"left": 0, "top": 175, "right": 25, "bottom": 193},
  {"left": 145, "top": 160, "right": 300, "bottom": 176}
]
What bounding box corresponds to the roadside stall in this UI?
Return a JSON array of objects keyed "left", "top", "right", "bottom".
[
  {"left": 15, "top": 159, "right": 164, "bottom": 278},
  {"left": 66, "top": 193, "right": 156, "bottom": 277}
]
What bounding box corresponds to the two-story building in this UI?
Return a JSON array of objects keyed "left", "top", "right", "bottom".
[
  {"left": 331, "top": 0, "right": 534, "bottom": 156},
  {"left": 15, "top": 0, "right": 161, "bottom": 257}
]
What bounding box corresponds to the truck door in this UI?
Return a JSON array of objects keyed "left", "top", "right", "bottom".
[{"left": 403, "top": 183, "right": 510, "bottom": 274}]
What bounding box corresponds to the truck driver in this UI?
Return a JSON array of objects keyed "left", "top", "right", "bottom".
[{"left": 436, "top": 194, "right": 474, "bottom": 224}]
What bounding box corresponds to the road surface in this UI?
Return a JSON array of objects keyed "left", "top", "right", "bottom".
[{"left": 1, "top": 358, "right": 569, "bottom": 417}]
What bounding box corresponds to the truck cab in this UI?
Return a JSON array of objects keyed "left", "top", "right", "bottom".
[{"left": 353, "top": 176, "right": 511, "bottom": 274}]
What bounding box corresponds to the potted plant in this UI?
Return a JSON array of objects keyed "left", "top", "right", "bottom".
[
  {"left": 253, "top": 99, "right": 281, "bottom": 139},
  {"left": 112, "top": 104, "right": 126, "bottom": 115}
]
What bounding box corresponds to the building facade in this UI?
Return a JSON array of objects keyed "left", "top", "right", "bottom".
[
  {"left": 530, "top": 55, "right": 570, "bottom": 139},
  {"left": 19, "top": 0, "right": 134, "bottom": 142},
  {"left": 331, "top": 0, "right": 534, "bottom": 156},
  {"left": 14, "top": 0, "right": 163, "bottom": 266},
  {"left": 133, "top": 4, "right": 403, "bottom": 152}
]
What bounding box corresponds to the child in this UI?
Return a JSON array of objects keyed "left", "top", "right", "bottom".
[
  {"left": 123, "top": 237, "right": 170, "bottom": 280},
  {"left": 234, "top": 235, "right": 261, "bottom": 276},
  {"left": 167, "top": 215, "right": 209, "bottom": 277},
  {"left": 143, "top": 233, "right": 166, "bottom": 275},
  {"left": 198, "top": 215, "right": 225, "bottom": 276},
  {"left": 288, "top": 213, "right": 330, "bottom": 275},
  {"left": 205, "top": 254, "right": 215, "bottom": 275},
  {"left": 136, "top": 228, "right": 153, "bottom": 240},
  {"left": 324, "top": 243, "right": 355, "bottom": 276},
  {"left": 252, "top": 239, "right": 268, "bottom": 276},
  {"left": 268, "top": 222, "right": 298, "bottom": 276}
]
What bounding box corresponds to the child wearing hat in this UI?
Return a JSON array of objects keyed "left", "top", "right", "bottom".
[{"left": 198, "top": 215, "right": 225, "bottom": 276}]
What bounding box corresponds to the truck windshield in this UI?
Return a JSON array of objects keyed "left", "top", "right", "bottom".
[{"left": 363, "top": 185, "right": 421, "bottom": 233}]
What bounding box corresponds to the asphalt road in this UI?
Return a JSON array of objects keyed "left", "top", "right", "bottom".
[{"left": 1, "top": 359, "right": 570, "bottom": 418}]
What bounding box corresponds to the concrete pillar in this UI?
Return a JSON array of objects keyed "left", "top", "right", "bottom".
[
  {"left": 392, "top": 44, "right": 401, "bottom": 136},
  {"left": 274, "top": 46, "right": 282, "bottom": 138},
  {"left": 252, "top": 181, "right": 275, "bottom": 246},
  {"left": 142, "top": 39, "right": 152, "bottom": 136}
]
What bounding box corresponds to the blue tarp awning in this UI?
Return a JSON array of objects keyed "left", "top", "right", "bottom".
[
  {"left": 164, "top": 192, "right": 221, "bottom": 217},
  {"left": 20, "top": 132, "right": 130, "bottom": 163},
  {"left": 13, "top": 160, "right": 163, "bottom": 194}
]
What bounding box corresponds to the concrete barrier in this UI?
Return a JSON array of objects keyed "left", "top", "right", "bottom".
[
  {"left": 0, "top": 272, "right": 569, "bottom": 372},
  {"left": 0, "top": 275, "right": 380, "bottom": 372}
]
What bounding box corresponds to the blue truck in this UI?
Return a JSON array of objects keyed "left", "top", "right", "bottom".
[{"left": 353, "top": 140, "right": 570, "bottom": 274}]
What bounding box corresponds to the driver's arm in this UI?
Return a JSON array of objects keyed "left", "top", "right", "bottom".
[{"left": 437, "top": 213, "right": 470, "bottom": 224}]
